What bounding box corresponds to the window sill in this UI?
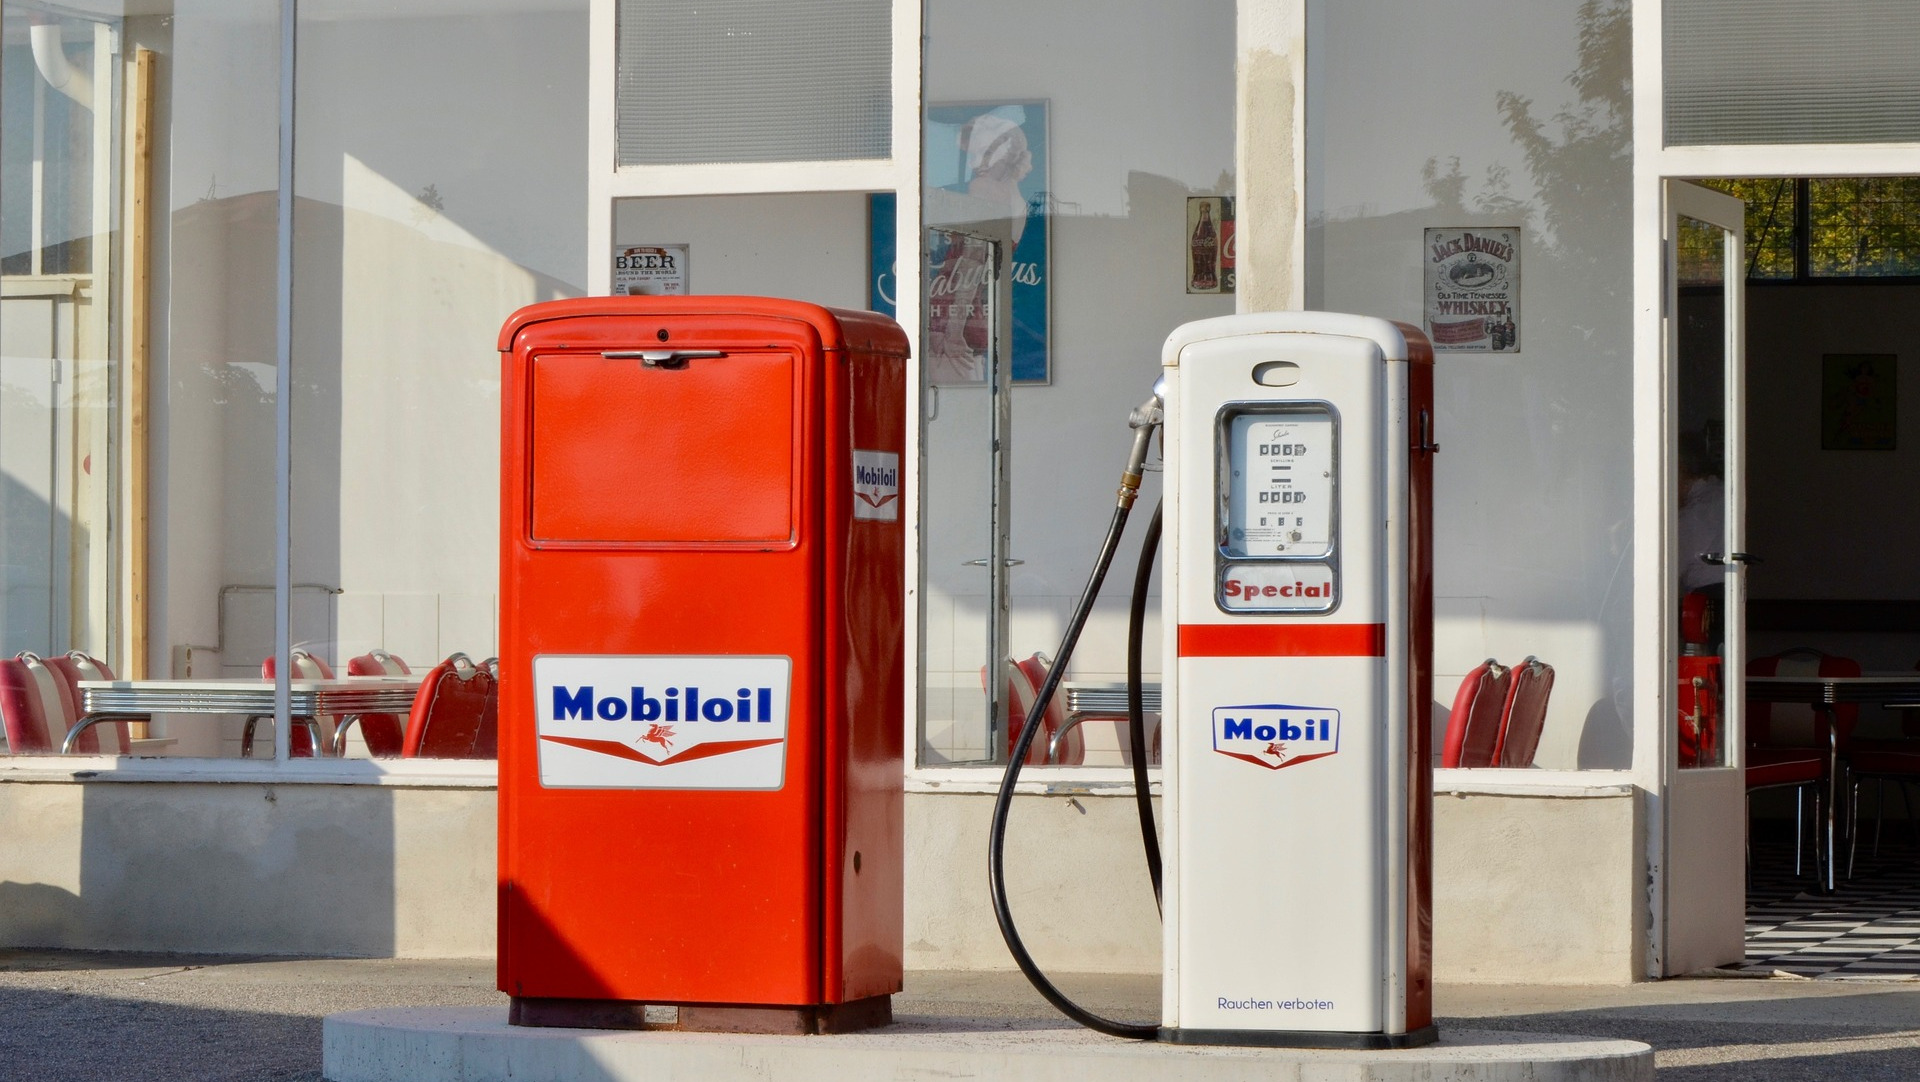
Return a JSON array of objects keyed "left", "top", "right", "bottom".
[
  {"left": 0, "top": 756, "right": 498, "bottom": 788},
  {"left": 909, "top": 766, "right": 1160, "bottom": 796},
  {"left": 1434, "top": 768, "right": 1636, "bottom": 798}
]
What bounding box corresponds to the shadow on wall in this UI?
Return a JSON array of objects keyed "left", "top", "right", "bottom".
[
  {"left": 0, "top": 882, "right": 85, "bottom": 946},
  {"left": 50, "top": 782, "right": 405, "bottom": 956},
  {"left": 1322, "top": 0, "right": 1634, "bottom": 768}
]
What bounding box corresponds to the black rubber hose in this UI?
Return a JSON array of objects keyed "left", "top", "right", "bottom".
[
  {"left": 1127, "top": 501, "right": 1164, "bottom": 911},
  {"left": 987, "top": 501, "right": 1158, "bottom": 1041}
]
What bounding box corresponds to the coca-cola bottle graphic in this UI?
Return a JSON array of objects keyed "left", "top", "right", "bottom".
[{"left": 1190, "top": 202, "right": 1218, "bottom": 291}]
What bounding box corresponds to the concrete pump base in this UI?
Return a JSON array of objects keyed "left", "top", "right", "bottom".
[{"left": 323, "top": 1006, "right": 1653, "bottom": 1082}]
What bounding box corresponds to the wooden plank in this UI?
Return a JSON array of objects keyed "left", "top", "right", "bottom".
[{"left": 126, "top": 47, "right": 154, "bottom": 690}]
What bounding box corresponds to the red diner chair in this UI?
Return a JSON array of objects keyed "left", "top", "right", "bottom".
[
  {"left": 42, "top": 652, "right": 129, "bottom": 754},
  {"left": 1440, "top": 659, "right": 1510, "bottom": 768},
  {"left": 0, "top": 652, "right": 129, "bottom": 755},
  {"left": 1747, "top": 649, "right": 1859, "bottom": 882},
  {"left": 995, "top": 653, "right": 1085, "bottom": 767},
  {"left": 331, "top": 650, "right": 411, "bottom": 758},
  {"left": 244, "top": 649, "right": 333, "bottom": 757},
  {"left": 1494, "top": 656, "right": 1554, "bottom": 768},
  {"left": 0, "top": 654, "right": 60, "bottom": 754},
  {"left": 402, "top": 653, "right": 497, "bottom": 759}
]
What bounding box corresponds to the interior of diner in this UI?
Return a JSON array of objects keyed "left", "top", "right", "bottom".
[{"left": 1679, "top": 177, "right": 1920, "bottom": 896}]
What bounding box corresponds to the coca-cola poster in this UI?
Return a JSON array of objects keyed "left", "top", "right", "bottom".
[
  {"left": 868, "top": 100, "right": 1050, "bottom": 385},
  {"left": 1187, "top": 196, "right": 1234, "bottom": 294},
  {"left": 1423, "top": 227, "right": 1520, "bottom": 353}
]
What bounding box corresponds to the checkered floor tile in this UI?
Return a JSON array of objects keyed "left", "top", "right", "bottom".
[{"left": 1736, "top": 827, "right": 1920, "bottom": 979}]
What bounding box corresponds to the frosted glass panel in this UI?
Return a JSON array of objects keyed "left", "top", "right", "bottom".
[
  {"left": 1666, "top": 0, "right": 1920, "bottom": 145},
  {"left": 617, "top": 0, "right": 890, "bottom": 165}
]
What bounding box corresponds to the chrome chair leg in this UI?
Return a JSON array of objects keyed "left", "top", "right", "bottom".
[
  {"left": 1848, "top": 775, "right": 1863, "bottom": 880},
  {"left": 1873, "top": 777, "right": 1886, "bottom": 860},
  {"left": 1793, "top": 787, "right": 1803, "bottom": 876}
]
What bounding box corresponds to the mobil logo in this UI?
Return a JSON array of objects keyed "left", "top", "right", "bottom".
[
  {"left": 852, "top": 449, "right": 901, "bottom": 522},
  {"left": 1211, "top": 703, "right": 1341, "bottom": 770},
  {"left": 533, "top": 654, "right": 793, "bottom": 790}
]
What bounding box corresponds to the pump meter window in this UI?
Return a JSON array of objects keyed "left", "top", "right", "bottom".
[{"left": 1218, "top": 406, "right": 1338, "bottom": 613}]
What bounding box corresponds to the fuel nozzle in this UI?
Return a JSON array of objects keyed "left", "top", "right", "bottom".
[{"left": 1118, "top": 378, "right": 1166, "bottom": 509}]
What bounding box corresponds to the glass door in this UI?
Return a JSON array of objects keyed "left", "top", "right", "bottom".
[
  {"left": 1663, "top": 178, "right": 1748, "bottom": 974},
  {"left": 918, "top": 226, "right": 1013, "bottom": 765}
]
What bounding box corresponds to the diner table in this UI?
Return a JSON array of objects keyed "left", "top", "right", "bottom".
[
  {"left": 1744, "top": 672, "right": 1920, "bottom": 891},
  {"left": 63, "top": 676, "right": 422, "bottom": 756},
  {"left": 1051, "top": 681, "right": 1163, "bottom": 765}
]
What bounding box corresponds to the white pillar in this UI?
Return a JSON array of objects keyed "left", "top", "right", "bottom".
[{"left": 1236, "top": 0, "right": 1306, "bottom": 312}]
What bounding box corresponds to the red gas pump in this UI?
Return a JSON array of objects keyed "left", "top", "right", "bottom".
[{"left": 496, "top": 297, "right": 908, "bottom": 1034}]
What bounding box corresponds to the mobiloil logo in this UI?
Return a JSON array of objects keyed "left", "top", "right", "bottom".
[
  {"left": 853, "top": 450, "right": 900, "bottom": 522},
  {"left": 534, "top": 655, "right": 792, "bottom": 790},
  {"left": 1211, "top": 703, "right": 1341, "bottom": 770}
]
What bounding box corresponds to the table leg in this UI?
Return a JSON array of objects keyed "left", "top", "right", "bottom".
[
  {"left": 61, "top": 713, "right": 149, "bottom": 755},
  {"left": 1822, "top": 705, "right": 1839, "bottom": 893}
]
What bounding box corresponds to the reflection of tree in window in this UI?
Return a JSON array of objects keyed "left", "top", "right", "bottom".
[{"left": 1702, "top": 176, "right": 1920, "bottom": 281}]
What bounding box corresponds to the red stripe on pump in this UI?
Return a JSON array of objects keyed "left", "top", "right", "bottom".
[{"left": 1178, "top": 623, "right": 1387, "bottom": 658}]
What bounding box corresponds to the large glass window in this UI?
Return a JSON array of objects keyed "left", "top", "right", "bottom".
[
  {"left": 0, "top": 0, "right": 584, "bottom": 762},
  {"left": 916, "top": 0, "right": 1236, "bottom": 769},
  {"left": 285, "top": 0, "right": 586, "bottom": 761},
  {"left": 0, "top": 7, "right": 121, "bottom": 674},
  {"left": 1310, "top": 0, "right": 1634, "bottom": 770}
]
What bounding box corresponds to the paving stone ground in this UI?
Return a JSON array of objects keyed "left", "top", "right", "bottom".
[{"left": 1, "top": 952, "right": 1916, "bottom": 1080}]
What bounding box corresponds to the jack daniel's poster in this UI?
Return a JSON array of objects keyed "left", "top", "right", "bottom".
[{"left": 1423, "top": 227, "right": 1519, "bottom": 353}]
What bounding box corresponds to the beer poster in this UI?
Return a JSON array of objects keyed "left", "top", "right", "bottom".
[
  {"left": 611, "top": 244, "right": 689, "bottom": 296},
  {"left": 1187, "top": 196, "right": 1235, "bottom": 294},
  {"left": 1423, "top": 227, "right": 1520, "bottom": 353}
]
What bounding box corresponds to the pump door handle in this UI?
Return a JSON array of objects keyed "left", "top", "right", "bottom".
[
  {"left": 963, "top": 558, "right": 1025, "bottom": 567},
  {"left": 603, "top": 349, "right": 727, "bottom": 369}
]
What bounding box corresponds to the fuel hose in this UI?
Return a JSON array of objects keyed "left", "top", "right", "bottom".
[{"left": 987, "top": 401, "right": 1163, "bottom": 1041}]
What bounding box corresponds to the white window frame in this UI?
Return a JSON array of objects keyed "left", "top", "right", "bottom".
[{"left": 1630, "top": 0, "right": 1920, "bottom": 977}]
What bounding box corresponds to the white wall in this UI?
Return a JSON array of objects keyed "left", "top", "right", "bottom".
[
  {"left": 1308, "top": 0, "right": 1636, "bottom": 768},
  {"left": 0, "top": 779, "right": 495, "bottom": 957},
  {"left": 611, "top": 193, "right": 870, "bottom": 310}
]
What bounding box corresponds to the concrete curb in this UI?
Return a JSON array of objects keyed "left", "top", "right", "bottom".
[{"left": 323, "top": 1006, "right": 1655, "bottom": 1082}]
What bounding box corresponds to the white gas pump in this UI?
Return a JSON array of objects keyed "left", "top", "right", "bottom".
[
  {"left": 988, "top": 311, "right": 1436, "bottom": 1050},
  {"left": 1158, "top": 312, "right": 1435, "bottom": 1048}
]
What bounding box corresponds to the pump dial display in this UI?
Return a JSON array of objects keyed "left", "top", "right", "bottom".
[{"left": 1223, "top": 409, "right": 1335, "bottom": 560}]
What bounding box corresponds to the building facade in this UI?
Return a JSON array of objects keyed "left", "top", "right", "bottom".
[{"left": 0, "top": 0, "right": 1914, "bottom": 981}]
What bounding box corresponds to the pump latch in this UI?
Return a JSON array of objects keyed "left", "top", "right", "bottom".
[{"left": 603, "top": 349, "right": 727, "bottom": 369}]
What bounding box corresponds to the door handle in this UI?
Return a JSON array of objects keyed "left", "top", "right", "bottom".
[
  {"left": 602, "top": 349, "right": 727, "bottom": 369},
  {"left": 962, "top": 558, "right": 1025, "bottom": 567},
  {"left": 1700, "top": 552, "right": 1762, "bottom": 566}
]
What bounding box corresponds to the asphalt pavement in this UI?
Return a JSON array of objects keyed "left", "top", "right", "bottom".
[{"left": 0, "top": 951, "right": 1914, "bottom": 1080}]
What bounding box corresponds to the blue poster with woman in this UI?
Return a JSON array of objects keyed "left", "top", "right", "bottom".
[{"left": 869, "top": 100, "right": 1049, "bottom": 384}]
